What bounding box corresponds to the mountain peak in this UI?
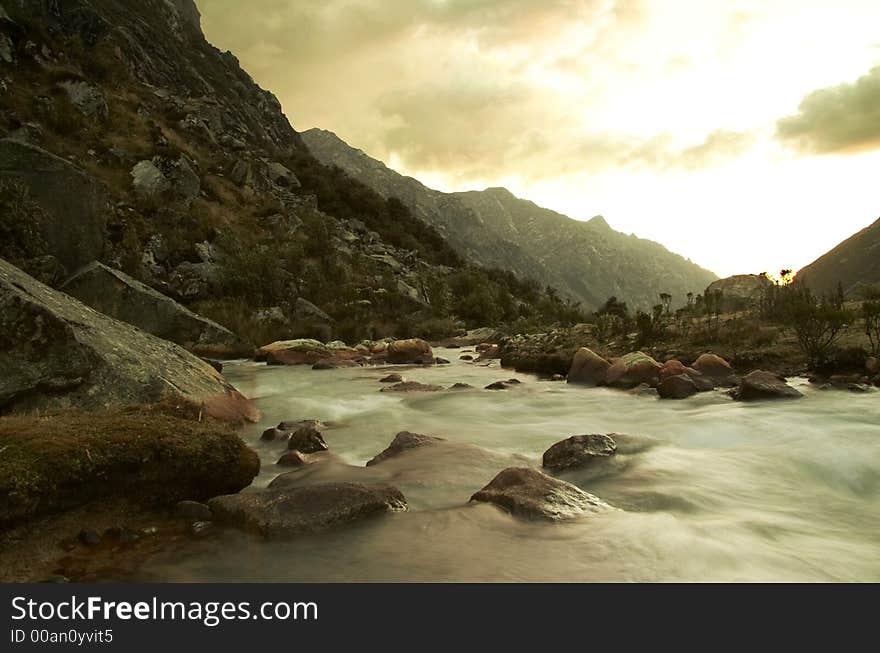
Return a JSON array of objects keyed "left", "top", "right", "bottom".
[{"left": 588, "top": 215, "right": 610, "bottom": 229}]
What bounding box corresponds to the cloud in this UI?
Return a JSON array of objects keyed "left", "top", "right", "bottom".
[{"left": 776, "top": 66, "right": 880, "bottom": 154}]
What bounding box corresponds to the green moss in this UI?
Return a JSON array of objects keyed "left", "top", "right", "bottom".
[{"left": 0, "top": 403, "right": 259, "bottom": 528}]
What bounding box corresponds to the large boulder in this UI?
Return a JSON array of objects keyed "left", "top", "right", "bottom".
[
  {"left": 704, "top": 274, "right": 772, "bottom": 311},
  {"left": 657, "top": 374, "right": 699, "bottom": 399},
  {"left": 0, "top": 258, "right": 258, "bottom": 422},
  {"left": 286, "top": 424, "right": 328, "bottom": 453},
  {"left": 470, "top": 467, "right": 613, "bottom": 521},
  {"left": 605, "top": 351, "right": 662, "bottom": 388},
  {"left": 61, "top": 262, "right": 248, "bottom": 357},
  {"left": 566, "top": 347, "right": 610, "bottom": 386},
  {"left": 692, "top": 353, "right": 737, "bottom": 386},
  {"left": 131, "top": 155, "right": 200, "bottom": 206},
  {"left": 386, "top": 338, "right": 434, "bottom": 365},
  {"left": 542, "top": 434, "right": 617, "bottom": 471},
  {"left": 208, "top": 482, "right": 407, "bottom": 539},
  {"left": 256, "top": 339, "right": 330, "bottom": 365},
  {"left": 731, "top": 370, "right": 803, "bottom": 401},
  {"left": 366, "top": 431, "right": 445, "bottom": 466},
  {"left": 0, "top": 139, "right": 109, "bottom": 273}
]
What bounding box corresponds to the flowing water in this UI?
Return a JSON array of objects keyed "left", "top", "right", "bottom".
[{"left": 140, "top": 350, "right": 880, "bottom": 582}]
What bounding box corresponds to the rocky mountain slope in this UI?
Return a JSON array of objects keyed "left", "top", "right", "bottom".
[
  {"left": 796, "top": 218, "right": 880, "bottom": 298},
  {"left": 0, "top": 0, "right": 581, "bottom": 345},
  {"left": 302, "top": 128, "right": 718, "bottom": 310}
]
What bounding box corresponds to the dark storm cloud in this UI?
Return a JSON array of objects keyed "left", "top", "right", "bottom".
[{"left": 777, "top": 66, "right": 880, "bottom": 154}]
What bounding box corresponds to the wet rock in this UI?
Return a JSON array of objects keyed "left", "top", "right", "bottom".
[
  {"left": 605, "top": 352, "right": 662, "bottom": 388},
  {"left": 379, "top": 373, "right": 403, "bottom": 383},
  {"left": 380, "top": 381, "right": 443, "bottom": 393},
  {"left": 62, "top": 262, "right": 246, "bottom": 356},
  {"left": 175, "top": 500, "right": 212, "bottom": 521},
  {"left": 276, "top": 450, "right": 318, "bottom": 467},
  {"left": 387, "top": 338, "right": 435, "bottom": 365},
  {"left": 0, "top": 139, "right": 109, "bottom": 272},
  {"left": 550, "top": 374, "right": 566, "bottom": 381},
  {"left": 435, "top": 357, "right": 451, "bottom": 365},
  {"left": 692, "top": 353, "right": 738, "bottom": 386},
  {"left": 208, "top": 482, "right": 407, "bottom": 539},
  {"left": 449, "top": 383, "right": 473, "bottom": 390},
  {"left": 731, "top": 370, "right": 803, "bottom": 401},
  {"left": 866, "top": 356, "right": 880, "bottom": 376},
  {"left": 261, "top": 427, "right": 287, "bottom": 442},
  {"left": 366, "top": 431, "right": 445, "bottom": 466},
  {"left": 189, "top": 521, "right": 214, "bottom": 538},
  {"left": 460, "top": 355, "right": 474, "bottom": 361},
  {"left": 657, "top": 374, "right": 699, "bottom": 400},
  {"left": 628, "top": 383, "right": 658, "bottom": 397},
  {"left": 470, "top": 467, "right": 612, "bottom": 521},
  {"left": 0, "top": 258, "right": 258, "bottom": 422},
  {"left": 566, "top": 347, "right": 611, "bottom": 386},
  {"left": 476, "top": 344, "right": 500, "bottom": 361},
  {"left": 257, "top": 339, "right": 330, "bottom": 365},
  {"left": 542, "top": 434, "right": 617, "bottom": 471},
  {"left": 103, "top": 526, "right": 140, "bottom": 544},
  {"left": 286, "top": 425, "right": 328, "bottom": 453},
  {"left": 277, "top": 419, "right": 323, "bottom": 432},
  {"left": 485, "top": 381, "right": 513, "bottom": 390}
]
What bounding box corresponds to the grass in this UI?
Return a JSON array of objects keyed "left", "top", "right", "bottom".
[{"left": 0, "top": 403, "right": 259, "bottom": 528}]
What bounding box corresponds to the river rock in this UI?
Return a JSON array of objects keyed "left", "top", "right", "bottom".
[
  {"left": 61, "top": 262, "right": 247, "bottom": 357},
  {"left": 312, "top": 359, "right": 360, "bottom": 370},
  {"left": 256, "top": 339, "right": 330, "bottom": 365},
  {"left": 208, "top": 482, "right": 407, "bottom": 539},
  {"left": 470, "top": 467, "right": 613, "bottom": 521},
  {"left": 657, "top": 374, "right": 699, "bottom": 399},
  {"left": 542, "top": 434, "right": 617, "bottom": 471},
  {"left": 867, "top": 357, "right": 880, "bottom": 376},
  {"left": 0, "top": 257, "right": 258, "bottom": 421},
  {"left": 380, "top": 381, "right": 443, "bottom": 393},
  {"left": 175, "top": 500, "right": 212, "bottom": 521},
  {"left": 276, "top": 450, "right": 318, "bottom": 467},
  {"left": 731, "top": 370, "right": 803, "bottom": 401},
  {"left": 366, "top": 431, "right": 445, "bottom": 466},
  {"left": 286, "top": 425, "right": 328, "bottom": 453},
  {"left": 379, "top": 373, "right": 403, "bottom": 383},
  {"left": 387, "top": 338, "right": 434, "bottom": 365},
  {"left": 0, "top": 139, "right": 109, "bottom": 273},
  {"left": 566, "top": 347, "right": 610, "bottom": 385},
  {"left": 605, "top": 351, "right": 662, "bottom": 388},
  {"left": 692, "top": 353, "right": 738, "bottom": 386}
]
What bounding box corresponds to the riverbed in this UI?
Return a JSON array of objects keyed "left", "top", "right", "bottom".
[{"left": 139, "top": 350, "right": 880, "bottom": 582}]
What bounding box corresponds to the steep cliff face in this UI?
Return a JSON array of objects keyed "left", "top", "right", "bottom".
[
  {"left": 302, "top": 128, "right": 717, "bottom": 310},
  {"left": 796, "top": 218, "right": 880, "bottom": 298}
]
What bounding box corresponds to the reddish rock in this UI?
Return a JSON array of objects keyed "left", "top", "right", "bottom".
[
  {"left": 692, "top": 353, "right": 737, "bottom": 385},
  {"left": 657, "top": 374, "right": 699, "bottom": 399},
  {"left": 387, "top": 338, "right": 434, "bottom": 365},
  {"left": 605, "top": 352, "right": 662, "bottom": 388}
]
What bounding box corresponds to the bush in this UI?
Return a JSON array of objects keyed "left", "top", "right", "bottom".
[
  {"left": 0, "top": 179, "right": 48, "bottom": 263},
  {"left": 783, "top": 292, "right": 853, "bottom": 367}
]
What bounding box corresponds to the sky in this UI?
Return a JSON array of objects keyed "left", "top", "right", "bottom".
[{"left": 198, "top": 0, "right": 880, "bottom": 278}]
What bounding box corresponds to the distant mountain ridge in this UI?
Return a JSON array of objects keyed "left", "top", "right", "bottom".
[
  {"left": 796, "top": 218, "right": 880, "bottom": 297},
  {"left": 302, "top": 128, "right": 717, "bottom": 310}
]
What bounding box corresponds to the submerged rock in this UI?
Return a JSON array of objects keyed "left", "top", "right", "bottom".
[
  {"left": 286, "top": 425, "right": 328, "bottom": 453},
  {"left": 470, "top": 467, "right": 613, "bottom": 521},
  {"left": 566, "top": 347, "right": 610, "bottom": 386},
  {"left": 208, "top": 482, "right": 407, "bottom": 539},
  {"left": 380, "top": 381, "right": 443, "bottom": 393},
  {"left": 542, "top": 434, "right": 617, "bottom": 471},
  {"left": 276, "top": 450, "right": 319, "bottom": 467},
  {"left": 61, "top": 262, "right": 247, "bottom": 357},
  {"left": 379, "top": 373, "right": 403, "bottom": 383},
  {"left": 0, "top": 258, "right": 258, "bottom": 422},
  {"left": 731, "top": 370, "right": 803, "bottom": 401},
  {"left": 366, "top": 431, "right": 445, "bottom": 466},
  {"left": 312, "top": 359, "right": 359, "bottom": 370}
]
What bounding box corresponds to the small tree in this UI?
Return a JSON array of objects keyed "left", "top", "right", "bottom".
[
  {"left": 784, "top": 291, "right": 852, "bottom": 367},
  {"left": 863, "top": 301, "right": 880, "bottom": 356}
]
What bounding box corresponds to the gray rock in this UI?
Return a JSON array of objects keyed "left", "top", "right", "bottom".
[
  {"left": 266, "top": 161, "right": 300, "bottom": 188},
  {"left": 731, "top": 370, "right": 803, "bottom": 401},
  {"left": 286, "top": 425, "right": 328, "bottom": 453},
  {"left": 131, "top": 156, "right": 200, "bottom": 206},
  {"left": 0, "top": 139, "right": 109, "bottom": 272},
  {"left": 366, "top": 431, "right": 445, "bottom": 466},
  {"left": 470, "top": 467, "right": 613, "bottom": 521},
  {"left": 208, "top": 482, "right": 407, "bottom": 539},
  {"left": 566, "top": 347, "right": 610, "bottom": 385},
  {"left": 58, "top": 80, "right": 108, "bottom": 119},
  {"left": 542, "top": 434, "right": 617, "bottom": 471},
  {"left": 293, "top": 297, "right": 332, "bottom": 324},
  {"left": 0, "top": 34, "right": 13, "bottom": 64},
  {"left": 379, "top": 373, "right": 403, "bottom": 383},
  {"left": 62, "top": 262, "right": 246, "bottom": 356},
  {"left": 0, "top": 257, "right": 258, "bottom": 422},
  {"left": 168, "top": 261, "right": 219, "bottom": 301},
  {"left": 175, "top": 500, "right": 212, "bottom": 521}
]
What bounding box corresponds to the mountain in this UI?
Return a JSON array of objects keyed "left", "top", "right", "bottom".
[
  {"left": 0, "top": 0, "right": 582, "bottom": 344},
  {"left": 302, "top": 128, "right": 718, "bottom": 310},
  {"left": 796, "top": 218, "right": 880, "bottom": 298}
]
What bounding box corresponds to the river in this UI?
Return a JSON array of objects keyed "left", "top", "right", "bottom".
[{"left": 139, "top": 349, "right": 880, "bottom": 582}]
